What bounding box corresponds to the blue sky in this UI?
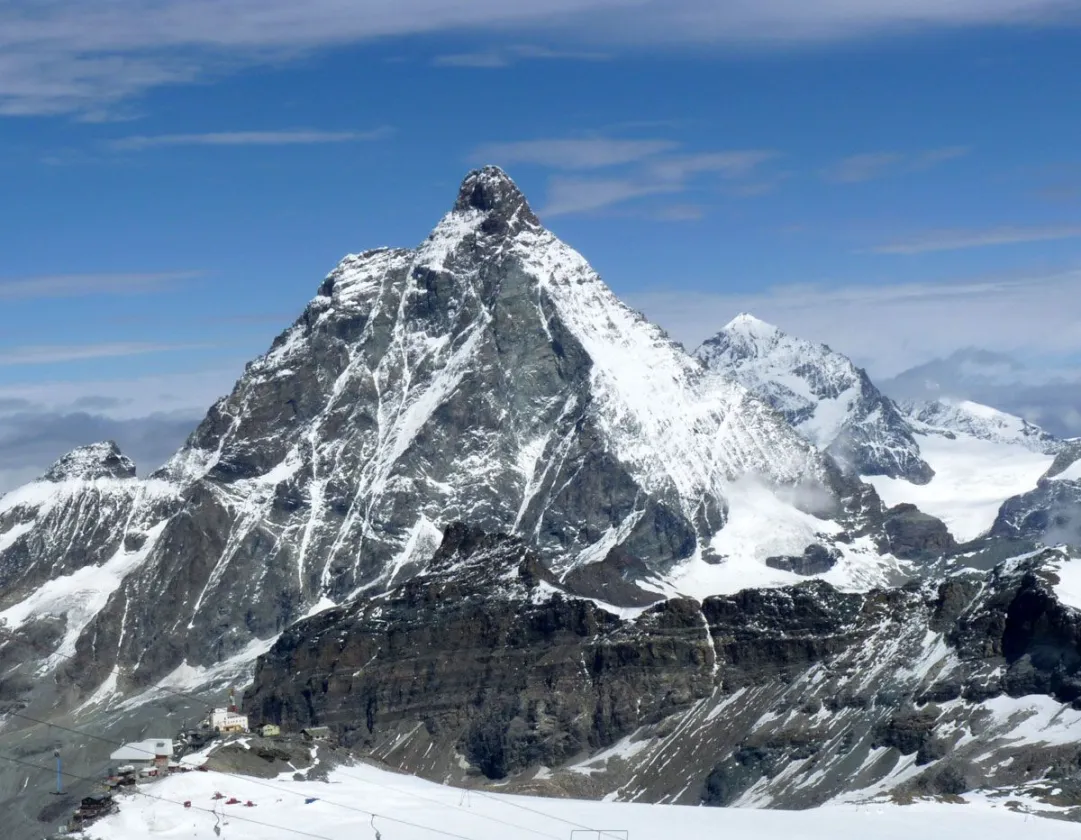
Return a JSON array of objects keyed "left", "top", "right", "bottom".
[{"left": 1, "top": 0, "right": 1081, "bottom": 487}]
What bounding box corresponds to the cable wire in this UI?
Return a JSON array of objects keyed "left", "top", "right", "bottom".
[{"left": 5, "top": 709, "right": 559, "bottom": 840}]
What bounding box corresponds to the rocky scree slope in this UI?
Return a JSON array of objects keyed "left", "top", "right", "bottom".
[
  {"left": 246, "top": 525, "right": 1081, "bottom": 810},
  {"left": 0, "top": 167, "right": 875, "bottom": 707},
  {"left": 695, "top": 315, "right": 934, "bottom": 484}
]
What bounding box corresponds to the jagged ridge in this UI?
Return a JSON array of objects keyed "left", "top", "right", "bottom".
[{"left": 695, "top": 314, "right": 934, "bottom": 484}]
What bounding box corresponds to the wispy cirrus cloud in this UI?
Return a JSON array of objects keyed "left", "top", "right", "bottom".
[
  {"left": 823, "top": 146, "right": 969, "bottom": 183},
  {"left": 475, "top": 136, "right": 780, "bottom": 216},
  {"left": 542, "top": 176, "right": 682, "bottom": 216},
  {"left": 870, "top": 223, "right": 1081, "bottom": 254},
  {"left": 538, "top": 149, "right": 780, "bottom": 216},
  {"left": 0, "top": 271, "right": 200, "bottom": 300},
  {"left": 433, "top": 44, "right": 609, "bottom": 67},
  {"left": 473, "top": 138, "right": 679, "bottom": 170},
  {"left": 627, "top": 267, "right": 1081, "bottom": 378},
  {"left": 0, "top": 342, "right": 210, "bottom": 367},
  {"left": 0, "top": 1, "right": 1077, "bottom": 117},
  {"left": 110, "top": 127, "right": 393, "bottom": 151}
]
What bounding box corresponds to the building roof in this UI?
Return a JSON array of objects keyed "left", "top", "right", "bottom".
[{"left": 109, "top": 739, "right": 173, "bottom": 762}]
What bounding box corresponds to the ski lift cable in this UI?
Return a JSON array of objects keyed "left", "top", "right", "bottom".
[
  {"left": 0, "top": 751, "right": 339, "bottom": 840},
  {"left": 5, "top": 710, "right": 563, "bottom": 840},
  {"left": 33, "top": 648, "right": 217, "bottom": 710},
  {"left": 0, "top": 749, "right": 497, "bottom": 840},
  {"left": 24, "top": 651, "right": 610, "bottom": 837}
]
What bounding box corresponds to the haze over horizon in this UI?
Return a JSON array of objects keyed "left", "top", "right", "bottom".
[{"left": 2, "top": 0, "right": 1080, "bottom": 491}]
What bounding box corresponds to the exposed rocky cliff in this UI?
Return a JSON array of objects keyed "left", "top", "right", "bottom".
[
  {"left": 992, "top": 446, "right": 1081, "bottom": 547},
  {"left": 246, "top": 524, "right": 1081, "bottom": 809}
]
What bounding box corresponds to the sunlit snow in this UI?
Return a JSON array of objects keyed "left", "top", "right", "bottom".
[
  {"left": 85, "top": 760, "right": 1081, "bottom": 840},
  {"left": 866, "top": 433, "right": 1054, "bottom": 542}
]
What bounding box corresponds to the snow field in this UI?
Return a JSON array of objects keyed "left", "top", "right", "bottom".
[
  {"left": 86, "top": 761, "right": 1081, "bottom": 840},
  {"left": 866, "top": 433, "right": 1055, "bottom": 542}
]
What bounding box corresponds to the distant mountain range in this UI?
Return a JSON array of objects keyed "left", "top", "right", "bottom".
[{"left": 882, "top": 348, "right": 1081, "bottom": 439}]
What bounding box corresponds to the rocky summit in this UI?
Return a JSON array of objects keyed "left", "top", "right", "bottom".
[{"left": 1, "top": 168, "right": 1080, "bottom": 839}]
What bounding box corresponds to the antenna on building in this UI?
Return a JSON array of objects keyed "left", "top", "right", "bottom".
[{"left": 228, "top": 686, "right": 237, "bottom": 714}]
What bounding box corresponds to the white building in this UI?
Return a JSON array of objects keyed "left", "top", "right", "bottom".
[
  {"left": 110, "top": 739, "right": 173, "bottom": 771},
  {"left": 209, "top": 708, "right": 249, "bottom": 733}
]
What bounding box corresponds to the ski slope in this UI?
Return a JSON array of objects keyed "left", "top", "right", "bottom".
[{"left": 86, "top": 761, "right": 1077, "bottom": 840}]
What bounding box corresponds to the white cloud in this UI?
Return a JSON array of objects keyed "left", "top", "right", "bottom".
[
  {"left": 0, "top": 342, "right": 210, "bottom": 366},
  {"left": 646, "top": 151, "right": 779, "bottom": 182},
  {"left": 511, "top": 143, "right": 779, "bottom": 216},
  {"left": 823, "top": 152, "right": 906, "bottom": 183},
  {"left": 0, "top": 365, "right": 245, "bottom": 493},
  {"left": 542, "top": 176, "right": 680, "bottom": 216},
  {"left": 0, "top": 271, "right": 199, "bottom": 300},
  {"left": 823, "top": 147, "right": 969, "bottom": 183},
  {"left": 433, "top": 44, "right": 609, "bottom": 67},
  {"left": 626, "top": 268, "right": 1081, "bottom": 378},
  {"left": 1, "top": 0, "right": 1077, "bottom": 116},
  {"left": 870, "top": 224, "right": 1081, "bottom": 254},
  {"left": 109, "top": 127, "right": 393, "bottom": 150},
  {"left": 473, "top": 138, "right": 679, "bottom": 170},
  {"left": 0, "top": 366, "right": 242, "bottom": 420}
]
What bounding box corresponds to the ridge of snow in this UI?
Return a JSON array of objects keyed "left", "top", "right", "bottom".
[
  {"left": 864, "top": 399, "right": 1061, "bottom": 542},
  {"left": 523, "top": 233, "right": 825, "bottom": 499},
  {"left": 903, "top": 398, "right": 1061, "bottom": 454}
]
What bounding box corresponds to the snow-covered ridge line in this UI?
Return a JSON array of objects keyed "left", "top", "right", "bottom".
[{"left": 694, "top": 313, "right": 932, "bottom": 484}]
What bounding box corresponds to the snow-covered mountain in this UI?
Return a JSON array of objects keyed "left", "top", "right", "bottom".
[
  {"left": 5, "top": 169, "right": 1081, "bottom": 840},
  {"left": 867, "top": 399, "right": 1064, "bottom": 543},
  {"left": 688, "top": 316, "right": 1070, "bottom": 546},
  {"left": 0, "top": 168, "right": 881, "bottom": 704},
  {"left": 694, "top": 314, "right": 933, "bottom": 483},
  {"left": 882, "top": 348, "right": 1081, "bottom": 440},
  {"left": 902, "top": 398, "right": 1062, "bottom": 455}
]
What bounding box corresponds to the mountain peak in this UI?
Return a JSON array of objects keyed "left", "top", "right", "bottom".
[
  {"left": 696, "top": 317, "right": 934, "bottom": 483},
  {"left": 453, "top": 166, "right": 539, "bottom": 231},
  {"left": 723, "top": 312, "right": 780, "bottom": 338},
  {"left": 43, "top": 441, "right": 136, "bottom": 483}
]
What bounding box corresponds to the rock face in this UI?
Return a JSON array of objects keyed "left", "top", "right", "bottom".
[
  {"left": 991, "top": 453, "right": 1081, "bottom": 548},
  {"left": 247, "top": 533, "right": 1081, "bottom": 807},
  {"left": 245, "top": 524, "right": 715, "bottom": 780},
  {"left": 879, "top": 504, "right": 957, "bottom": 560},
  {"left": 0, "top": 167, "right": 864, "bottom": 699},
  {"left": 764, "top": 544, "right": 840, "bottom": 575},
  {"left": 695, "top": 315, "right": 933, "bottom": 483}
]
